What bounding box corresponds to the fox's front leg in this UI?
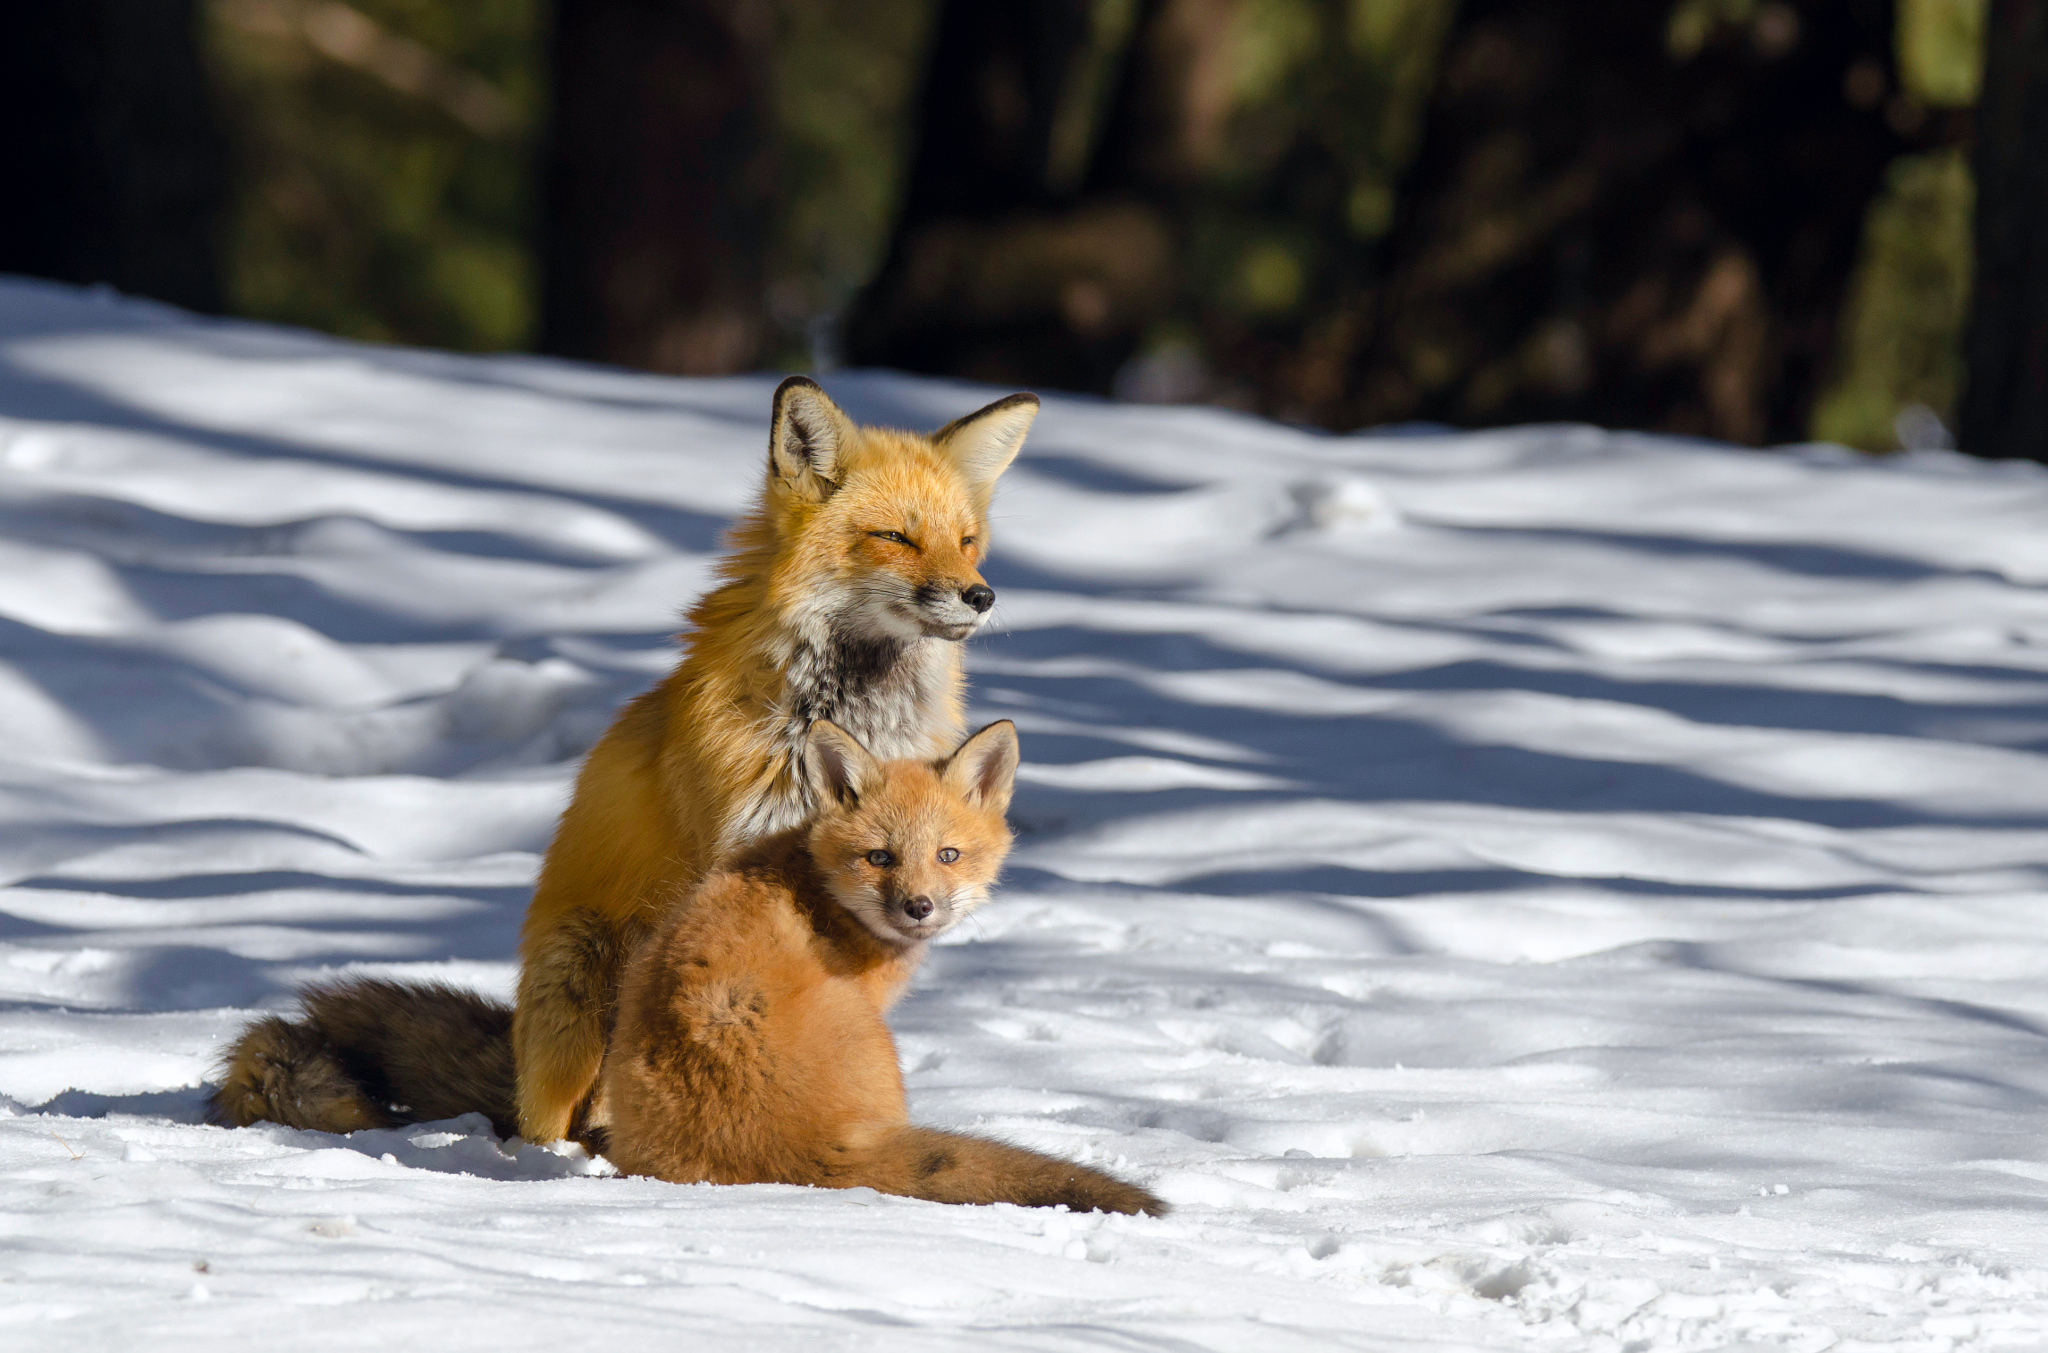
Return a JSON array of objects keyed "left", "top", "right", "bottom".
[{"left": 513, "top": 908, "right": 628, "bottom": 1142}]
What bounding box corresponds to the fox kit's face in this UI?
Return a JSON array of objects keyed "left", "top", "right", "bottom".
[
  {"left": 766, "top": 381, "right": 1037, "bottom": 644},
  {"left": 805, "top": 719, "right": 1020, "bottom": 946}
]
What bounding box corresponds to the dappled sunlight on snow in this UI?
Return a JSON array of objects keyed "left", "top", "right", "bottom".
[{"left": 2, "top": 279, "right": 2047, "bottom": 1348}]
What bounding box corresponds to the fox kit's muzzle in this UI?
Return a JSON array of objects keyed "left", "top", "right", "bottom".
[{"left": 880, "top": 888, "right": 950, "bottom": 940}]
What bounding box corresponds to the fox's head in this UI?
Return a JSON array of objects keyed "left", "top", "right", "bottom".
[
  {"left": 802, "top": 717, "right": 1019, "bottom": 946},
  {"left": 761, "top": 377, "right": 1037, "bottom": 643}
]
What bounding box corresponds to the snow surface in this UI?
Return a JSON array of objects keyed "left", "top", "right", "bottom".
[{"left": 2, "top": 276, "right": 2047, "bottom": 1351}]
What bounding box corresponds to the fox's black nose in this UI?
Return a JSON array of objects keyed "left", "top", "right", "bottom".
[
  {"left": 961, "top": 584, "right": 995, "bottom": 614},
  {"left": 902, "top": 896, "right": 935, "bottom": 920}
]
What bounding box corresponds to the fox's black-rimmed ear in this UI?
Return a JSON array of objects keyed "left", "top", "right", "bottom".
[
  {"left": 806, "top": 718, "right": 885, "bottom": 808},
  {"left": 940, "top": 719, "right": 1020, "bottom": 817},
  {"left": 934, "top": 393, "right": 1037, "bottom": 498},
  {"left": 770, "top": 377, "right": 857, "bottom": 500}
]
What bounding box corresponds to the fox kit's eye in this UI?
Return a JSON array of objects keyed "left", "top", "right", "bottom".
[
  {"left": 960, "top": 536, "right": 977, "bottom": 549},
  {"left": 937, "top": 847, "right": 960, "bottom": 864},
  {"left": 866, "top": 849, "right": 895, "bottom": 868},
  {"left": 869, "top": 530, "right": 916, "bottom": 548}
]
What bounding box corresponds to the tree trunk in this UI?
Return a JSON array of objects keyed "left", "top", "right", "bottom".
[
  {"left": 1353, "top": 0, "right": 1904, "bottom": 444},
  {"left": 1959, "top": 0, "right": 2048, "bottom": 459},
  {"left": 844, "top": 0, "right": 1175, "bottom": 391},
  {"left": 0, "top": 0, "right": 224, "bottom": 311},
  {"left": 540, "top": 0, "right": 775, "bottom": 374}
]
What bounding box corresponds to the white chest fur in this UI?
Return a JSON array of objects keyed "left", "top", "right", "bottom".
[{"left": 723, "top": 633, "right": 958, "bottom": 847}]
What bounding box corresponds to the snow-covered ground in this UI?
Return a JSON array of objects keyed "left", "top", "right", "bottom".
[{"left": 2, "top": 277, "right": 2046, "bottom": 1351}]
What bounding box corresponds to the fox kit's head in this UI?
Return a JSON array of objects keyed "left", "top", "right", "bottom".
[
  {"left": 763, "top": 377, "right": 1037, "bottom": 643},
  {"left": 803, "top": 717, "right": 1019, "bottom": 946}
]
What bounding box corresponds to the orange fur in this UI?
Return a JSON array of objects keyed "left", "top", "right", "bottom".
[
  {"left": 515, "top": 379, "right": 1039, "bottom": 1142},
  {"left": 602, "top": 719, "right": 1164, "bottom": 1216}
]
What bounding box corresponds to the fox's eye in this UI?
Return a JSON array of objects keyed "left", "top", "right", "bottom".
[
  {"left": 960, "top": 536, "right": 977, "bottom": 549},
  {"left": 937, "top": 847, "right": 960, "bottom": 864},
  {"left": 869, "top": 530, "right": 915, "bottom": 548},
  {"left": 866, "top": 849, "right": 895, "bottom": 868}
]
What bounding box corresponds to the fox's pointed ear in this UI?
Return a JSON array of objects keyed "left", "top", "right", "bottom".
[
  {"left": 941, "top": 719, "right": 1020, "bottom": 817},
  {"left": 769, "top": 377, "right": 856, "bottom": 500},
  {"left": 935, "top": 393, "right": 1037, "bottom": 497},
  {"left": 806, "top": 718, "right": 884, "bottom": 808}
]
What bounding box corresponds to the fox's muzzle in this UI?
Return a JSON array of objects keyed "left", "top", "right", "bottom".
[
  {"left": 909, "top": 581, "right": 994, "bottom": 638},
  {"left": 880, "top": 889, "right": 951, "bottom": 941}
]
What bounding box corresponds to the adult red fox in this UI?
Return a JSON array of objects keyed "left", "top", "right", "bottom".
[
  {"left": 515, "top": 378, "right": 1037, "bottom": 1142},
  {"left": 600, "top": 717, "right": 1162, "bottom": 1215}
]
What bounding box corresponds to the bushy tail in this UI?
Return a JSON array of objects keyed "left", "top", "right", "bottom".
[
  {"left": 841, "top": 1125, "right": 1166, "bottom": 1216},
  {"left": 209, "top": 978, "right": 516, "bottom": 1140}
]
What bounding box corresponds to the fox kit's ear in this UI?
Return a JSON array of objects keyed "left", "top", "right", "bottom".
[
  {"left": 935, "top": 393, "right": 1037, "bottom": 497},
  {"left": 942, "top": 719, "right": 1020, "bottom": 817},
  {"left": 806, "top": 718, "right": 885, "bottom": 808},
  {"left": 769, "top": 376, "right": 856, "bottom": 500}
]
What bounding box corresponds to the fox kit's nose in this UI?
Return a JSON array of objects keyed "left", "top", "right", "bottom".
[
  {"left": 961, "top": 584, "right": 995, "bottom": 614},
  {"left": 901, "top": 896, "right": 935, "bottom": 921}
]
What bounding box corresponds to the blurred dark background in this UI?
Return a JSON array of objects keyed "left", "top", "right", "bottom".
[{"left": 2, "top": 0, "right": 2042, "bottom": 456}]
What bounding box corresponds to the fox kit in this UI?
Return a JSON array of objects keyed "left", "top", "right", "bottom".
[
  {"left": 602, "top": 717, "right": 1163, "bottom": 1216},
  {"left": 517, "top": 378, "right": 1039, "bottom": 1143}
]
